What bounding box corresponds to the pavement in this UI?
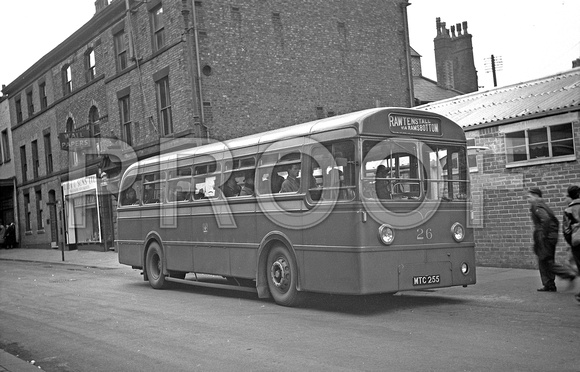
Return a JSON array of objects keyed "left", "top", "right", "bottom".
[
  {"left": 0, "top": 248, "right": 120, "bottom": 372},
  {"left": 0, "top": 247, "right": 577, "bottom": 371}
]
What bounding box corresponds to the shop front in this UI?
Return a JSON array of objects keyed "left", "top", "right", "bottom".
[{"left": 62, "top": 174, "right": 113, "bottom": 251}]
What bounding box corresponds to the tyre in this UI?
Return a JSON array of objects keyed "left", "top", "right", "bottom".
[
  {"left": 145, "top": 242, "right": 168, "bottom": 289},
  {"left": 266, "top": 244, "right": 300, "bottom": 306}
]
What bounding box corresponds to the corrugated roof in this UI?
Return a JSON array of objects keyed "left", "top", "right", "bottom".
[{"left": 416, "top": 67, "right": 580, "bottom": 129}]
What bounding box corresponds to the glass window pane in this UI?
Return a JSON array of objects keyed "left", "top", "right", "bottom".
[
  {"left": 506, "top": 131, "right": 526, "bottom": 147},
  {"left": 550, "top": 123, "right": 573, "bottom": 141},
  {"left": 528, "top": 128, "right": 547, "bottom": 144},
  {"left": 529, "top": 143, "right": 549, "bottom": 159},
  {"left": 552, "top": 139, "right": 574, "bottom": 157}
]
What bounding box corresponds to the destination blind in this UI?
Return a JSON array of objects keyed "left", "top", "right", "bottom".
[{"left": 388, "top": 114, "right": 442, "bottom": 136}]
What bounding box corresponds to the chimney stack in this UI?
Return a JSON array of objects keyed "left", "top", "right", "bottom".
[{"left": 95, "top": 0, "right": 109, "bottom": 14}]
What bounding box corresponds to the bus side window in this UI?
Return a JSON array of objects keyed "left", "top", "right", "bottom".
[
  {"left": 193, "top": 162, "right": 218, "bottom": 199},
  {"left": 143, "top": 173, "right": 162, "bottom": 204},
  {"left": 167, "top": 166, "right": 192, "bottom": 202}
]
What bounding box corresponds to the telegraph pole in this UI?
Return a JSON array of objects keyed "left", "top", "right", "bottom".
[{"left": 484, "top": 55, "right": 503, "bottom": 87}]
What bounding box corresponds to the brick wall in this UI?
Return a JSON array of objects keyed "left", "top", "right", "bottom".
[{"left": 467, "top": 114, "right": 580, "bottom": 268}]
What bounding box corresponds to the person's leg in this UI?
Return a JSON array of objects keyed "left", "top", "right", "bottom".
[{"left": 538, "top": 256, "right": 556, "bottom": 291}]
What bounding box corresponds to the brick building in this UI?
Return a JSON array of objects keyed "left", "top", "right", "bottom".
[
  {"left": 1, "top": 0, "right": 414, "bottom": 250},
  {"left": 418, "top": 67, "right": 580, "bottom": 268}
]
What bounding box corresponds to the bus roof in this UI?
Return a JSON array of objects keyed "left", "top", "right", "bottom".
[{"left": 129, "top": 107, "right": 463, "bottom": 171}]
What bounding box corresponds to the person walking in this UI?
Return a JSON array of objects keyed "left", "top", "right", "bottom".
[
  {"left": 563, "top": 185, "right": 580, "bottom": 302},
  {"left": 4, "top": 222, "right": 16, "bottom": 249},
  {"left": 527, "top": 187, "right": 575, "bottom": 292},
  {"left": 0, "top": 222, "right": 5, "bottom": 249}
]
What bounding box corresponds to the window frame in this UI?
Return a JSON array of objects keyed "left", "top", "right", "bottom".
[
  {"left": 39, "top": 82, "right": 48, "bottom": 110},
  {"left": 2, "top": 130, "right": 11, "bottom": 162},
  {"left": 20, "top": 145, "right": 28, "bottom": 182},
  {"left": 119, "top": 95, "right": 132, "bottom": 146},
  {"left": 62, "top": 65, "right": 73, "bottom": 95},
  {"left": 31, "top": 140, "right": 39, "bottom": 179},
  {"left": 504, "top": 122, "right": 576, "bottom": 168},
  {"left": 26, "top": 89, "right": 34, "bottom": 116},
  {"left": 85, "top": 49, "right": 97, "bottom": 82},
  {"left": 114, "top": 30, "right": 128, "bottom": 72},
  {"left": 15, "top": 98, "right": 23, "bottom": 123},
  {"left": 44, "top": 132, "right": 53, "bottom": 175},
  {"left": 150, "top": 4, "right": 166, "bottom": 52},
  {"left": 156, "top": 76, "right": 173, "bottom": 135}
]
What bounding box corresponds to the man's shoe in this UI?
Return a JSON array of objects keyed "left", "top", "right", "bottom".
[{"left": 537, "top": 286, "right": 557, "bottom": 292}]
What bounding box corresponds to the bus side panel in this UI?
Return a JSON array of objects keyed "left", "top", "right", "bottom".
[
  {"left": 300, "top": 249, "right": 362, "bottom": 294},
  {"left": 165, "top": 243, "right": 195, "bottom": 272},
  {"left": 230, "top": 248, "right": 257, "bottom": 278},
  {"left": 300, "top": 207, "right": 363, "bottom": 293},
  {"left": 117, "top": 211, "right": 143, "bottom": 267},
  {"left": 118, "top": 242, "right": 143, "bottom": 267}
]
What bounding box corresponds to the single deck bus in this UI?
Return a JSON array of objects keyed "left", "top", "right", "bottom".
[{"left": 116, "top": 107, "right": 475, "bottom": 306}]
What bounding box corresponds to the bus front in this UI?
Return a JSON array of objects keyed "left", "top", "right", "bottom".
[{"left": 355, "top": 109, "right": 476, "bottom": 293}]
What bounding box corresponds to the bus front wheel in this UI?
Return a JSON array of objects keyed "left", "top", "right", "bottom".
[
  {"left": 267, "top": 244, "right": 300, "bottom": 306},
  {"left": 146, "top": 242, "right": 168, "bottom": 289}
]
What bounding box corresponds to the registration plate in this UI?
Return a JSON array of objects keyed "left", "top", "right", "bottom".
[{"left": 413, "top": 274, "right": 440, "bottom": 286}]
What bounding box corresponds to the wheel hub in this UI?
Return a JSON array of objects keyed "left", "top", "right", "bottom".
[{"left": 270, "top": 257, "right": 290, "bottom": 291}]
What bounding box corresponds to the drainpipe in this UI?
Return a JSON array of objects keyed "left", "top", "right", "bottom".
[
  {"left": 190, "top": 0, "right": 208, "bottom": 139},
  {"left": 400, "top": 1, "right": 415, "bottom": 107}
]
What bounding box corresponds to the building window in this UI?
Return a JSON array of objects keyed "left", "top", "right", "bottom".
[
  {"left": 151, "top": 4, "right": 166, "bottom": 51},
  {"left": 114, "top": 30, "right": 128, "bottom": 72},
  {"left": 156, "top": 76, "right": 173, "bottom": 135},
  {"left": 1, "top": 130, "right": 10, "bottom": 162},
  {"left": 505, "top": 123, "right": 575, "bottom": 166},
  {"left": 15, "top": 98, "right": 23, "bottom": 123},
  {"left": 36, "top": 189, "right": 44, "bottom": 230},
  {"left": 20, "top": 145, "right": 27, "bottom": 182},
  {"left": 89, "top": 106, "right": 101, "bottom": 138},
  {"left": 39, "top": 82, "right": 48, "bottom": 110},
  {"left": 62, "top": 65, "right": 73, "bottom": 95},
  {"left": 119, "top": 95, "right": 132, "bottom": 146},
  {"left": 86, "top": 49, "right": 96, "bottom": 82},
  {"left": 66, "top": 118, "right": 79, "bottom": 166},
  {"left": 26, "top": 89, "right": 34, "bottom": 116},
  {"left": 44, "top": 132, "right": 53, "bottom": 174},
  {"left": 32, "top": 140, "right": 39, "bottom": 179},
  {"left": 24, "top": 192, "right": 31, "bottom": 231}
]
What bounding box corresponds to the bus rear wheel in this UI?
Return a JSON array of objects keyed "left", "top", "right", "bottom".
[
  {"left": 146, "top": 242, "right": 168, "bottom": 289},
  {"left": 267, "top": 244, "right": 300, "bottom": 306}
]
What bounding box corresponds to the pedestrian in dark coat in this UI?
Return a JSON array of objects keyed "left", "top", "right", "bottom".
[
  {"left": 563, "top": 185, "right": 580, "bottom": 302},
  {"left": 4, "top": 222, "right": 16, "bottom": 249},
  {"left": 527, "top": 187, "right": 575, "bottom": 292}
]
